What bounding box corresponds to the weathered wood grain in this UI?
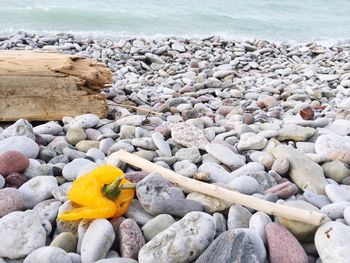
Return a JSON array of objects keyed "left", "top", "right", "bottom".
[{"left": 0, "top": 51, "right": 111, "bottom": 121}]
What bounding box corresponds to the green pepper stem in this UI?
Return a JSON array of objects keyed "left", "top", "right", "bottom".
[
  {"left": 103, "top": 176, "right": 123, "bottom": 200},
  {"left": 103, "top": 177, "right": 136, "bottom": 200}
]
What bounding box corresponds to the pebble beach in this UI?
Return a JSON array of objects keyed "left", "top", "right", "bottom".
[{"left": 1, "top": 32, "right": 350, "bottom": 263}]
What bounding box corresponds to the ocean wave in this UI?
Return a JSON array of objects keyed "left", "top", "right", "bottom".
[{"left": 0, "top": 0, "right": 349, "bottom": 44}]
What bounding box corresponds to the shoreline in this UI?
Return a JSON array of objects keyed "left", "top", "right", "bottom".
[{"left": 1, "top": 31, "right": 350, "bottom": 47}]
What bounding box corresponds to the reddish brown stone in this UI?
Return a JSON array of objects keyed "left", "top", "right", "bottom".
[
  {"left": 117, "top": 218, "right": 145, "bottom": 260},
  {"left": 265, "top": 181, "right": 299, "bottom": 199},
  {"left": 5, "top": 172, "right": 29, "bottom": 188},
  {"left": 266, "top": 222, "right": 308, "bottom": 263},
  {"left": 300, "top": 107, "right": 315, "bottom": 120},
  {"left": 0, "top": 151, "right": 30, "bottom": 177}
]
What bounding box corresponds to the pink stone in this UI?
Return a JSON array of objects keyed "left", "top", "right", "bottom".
[
  {"left": 266, "top": 222, "right": 308, "bottom": 263},
  {"left": 217, "top": 106, "right": 234, "bottom": 116},
  {"left": 84, "top": 128, "right": 102, "bottom": 141},
  {"left": 0, "top": 151, "right": 30, "bottom": 177},
  {"left": 262, "top": 96, "right": 279, "bottom": 109},
  {"left": 117, "top": 218, "right": 145, "bottom": 260},
  {"left": 0, "top": 188, "right": 24, "bottom": 217},
  {"left": 328, "top": 149, "right": 350, "bottom": 164}
]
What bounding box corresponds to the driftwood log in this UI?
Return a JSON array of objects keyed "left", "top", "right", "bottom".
[{"left": 0, "top": 51, "right": 111, "bottom": 121}]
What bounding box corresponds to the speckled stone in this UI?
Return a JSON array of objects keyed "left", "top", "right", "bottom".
[
  {"left": 171, "top": 122, "right": 209, "bottom": 150},
  {"left": 136, "top": 173, "right": 203, "bottom": 217},
  {"left": 315, "top": 221, "right": 350, "bottom": 263},
  {"left": 173, "top": 160, "right": 197, "bottom": 177},
  {"left": 196, "top": 229, "right": 266, "bottom": 263},
  {"left": 33, "top": 199, "right": 62, "bottom": 223},
  {"left": 0, "top": 188, "right": 24, "bottom": 217},
  {"left": 139, "top": 212, "right": 216, "bottom": 263},
  {"left": 0, "top": 210, "right": 46, "bottom": 259},
  {"left": 117, "top": 219, "right": 145, "bottom": 260},
  {"left": 1, "top": 119, "right": 35, "bottom": 140},
  {"left": 266, "top": 222, "right": 308, "bottom": 263}
]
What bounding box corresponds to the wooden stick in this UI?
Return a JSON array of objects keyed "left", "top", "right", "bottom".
[{"left": 115, "top": 149, "right": 326, "bottom": 226}]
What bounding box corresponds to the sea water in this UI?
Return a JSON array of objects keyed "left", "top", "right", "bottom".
[{"left": 1, "top": 0, "right": 350, "bottom": 43}]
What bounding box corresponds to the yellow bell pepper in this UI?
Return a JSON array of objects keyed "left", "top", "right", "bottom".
[{"left": 59, "top": 165, "right": 135, "bottom": 221}]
